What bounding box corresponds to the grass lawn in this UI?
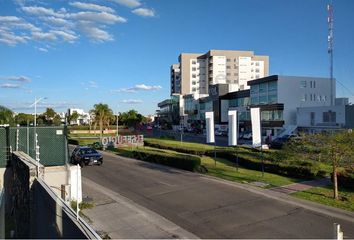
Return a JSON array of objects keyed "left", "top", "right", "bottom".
[
  {"left": 201, "top": 156, "right": 302, "bottom": 188},
  {"left": 113, "top": 145, "right": 301, "bottom": 188},
  {"left": 291, "top": 185, "right": 354, "bottom": 212},
  {"left": 145, "top": 137, "right": 216, "bottom": 151}
]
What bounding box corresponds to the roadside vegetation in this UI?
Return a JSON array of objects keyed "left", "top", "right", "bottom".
[{"left": 291, "top": 185, "right": 354, "bottom": 212}]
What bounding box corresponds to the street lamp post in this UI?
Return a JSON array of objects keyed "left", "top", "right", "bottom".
[
  {"left": 116, "top": 112, "right": 119, "bottom": 136},
  {"left": 31, "top": 97, "right": 47, "bottom": 127}
]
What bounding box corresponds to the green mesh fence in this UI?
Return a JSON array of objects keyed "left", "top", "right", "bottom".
[
  {"left": 0, "top": 128, "right": 6, "bottom": 167},
  {"left": 8, "top": 126, "right": 68, "bottom": 166}
]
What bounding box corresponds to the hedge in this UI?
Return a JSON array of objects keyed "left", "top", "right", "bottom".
[
  {"left": 144, "top": 139, "right": 210, "bottom": 156},
  {"left": 121, "top": 148, "right": 201, "bottom": 172},
  {"left": 209, "top": 150, "right": 324, "bottom": 179}
]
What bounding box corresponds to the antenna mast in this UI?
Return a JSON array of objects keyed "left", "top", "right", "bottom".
[{"left": 327, "top": 1, "right": 334, "bottom": 105}]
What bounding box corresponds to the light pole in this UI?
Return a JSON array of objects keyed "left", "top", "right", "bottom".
[
  {"left": 30, "top": 97, "right": 47, "bottom": 127},
  {"left": 30, "top": 97, "right": 47, "bottom": 162},
  {"left": 116, "top": 112, "right": 119, "bottom": 136}
]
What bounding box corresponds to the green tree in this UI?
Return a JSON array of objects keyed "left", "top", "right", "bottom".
[
  {"left": 15, "top": 113, "right": 33, "bottom": 126},
  {"left": 119, "top": 110, "right": 145, "bottom": 128},
  {"left": 287, "top": 131, "right": 354, "bottom": 200},
  {"left": 91, "top": 103, "right": 113, "bottom": 138},
  {"left": 0, "top": 105, "right": 14, "bottom": 125},
  {"left": 69, "top": 111, "right": 80, "bottom": 125},
  {"left": 43, "top": 108, "right": 56, "bottom": 120},
  {"left": 53, "top": 114, "right": 62, "bottom": 126}
]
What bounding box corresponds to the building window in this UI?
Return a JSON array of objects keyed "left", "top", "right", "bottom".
[
  {"left": 226, "top": 66, "right": 231, "bottom": 69},
  {"left": 226, "top": 58, "right": 231, "bottom": 62},
  {"left": 251, "top": 96, "right": 259, "bottom": 105},
  {"left": 250, "top": 85, "right": 259, "bottom": 94},
  {"left": 255, "top": 74, "right": 260, "bottom": 78},
  {"left": 301, "top": 94, "right": 307, "bottom": 102},
  {"left": 268, "top": 81, "right": 277, "bottom": 92},
  {"left": 192, "top": 61, "right": 196, "bottom": 64},
  {"left": 255, "top": 62, "right": 260, "bottom": 66},
  {"left": 259, "top": 83, "right": 267, "bottom": 93},
  {"left": 268, "top": 94, "right": 277, "bottom": 103},
  {"left": 192, "top": 74, "right": 196, "bottom": 78},
  {"left": 192, "top": 81, "right": 196, "bottom": 85},
  {"left": 255, "top": 68, "right": 260, "bottom": 73},
  {"left": 323, "top": 111, "right": 336, "bottom": 123},
  {"left": 310, "top": 81, "right": 313, "bottom": 88},
  {"left": 300, "top": 80, "right": 307, "bottom": 88},
  {"left": 192, "top": 87, "right": 196, "bottom": 92},
  {"left": 259, "top": 95, "right": 267, "bottom": 104},
  {"left": 313, "top": 81, "right": 316, "bottom": 88},
  {"left": 226, "top": 73, "right": 231, "bottom": 76}
]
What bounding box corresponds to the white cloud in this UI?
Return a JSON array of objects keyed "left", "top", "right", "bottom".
[
  {"left": 1, "top": 75, "right": 31, "bottom": 82},
  {"left": 112, "top": 0, "right": 141, "bottom": 8},
  {"left": 36, "top": 47, "right": 48, "bottom": 52},
  {"left": 69, "top": 2, "right": 115, "bottom": 13},
  {"left": 31, "top": 31, "right": 57, "bottom": 41},
  {"left": 112, "top": 84, "right": 162, "bottom": 93},
  {"left": 51, "top": 30, "right": 78, "bottom": 42},
  {"left": 134, "top": 84, "right": 161, "bottom": 90},
  {"left": 40, "top": 16, "right": 74, "bottom": 28},
  {"left": 132, "top": 8, "right": 155, "bottom": 17},
  {"left": 21, "top": 6, "right": 66, "bottom": 18},
  {"left": 121, "top": 99, "right": 143, "bottom": 104},
  {"left": 78, "top": 21, "right": 113, "bottom": 42},
  {"left": 0, "top": 29, "right": 29, "bottom": 45},
  {"left": 71, "top": 11, "right": 127, "bottom": 24},
  {"left": 0, "top": 83, "right": 21, "bottom": 88}
]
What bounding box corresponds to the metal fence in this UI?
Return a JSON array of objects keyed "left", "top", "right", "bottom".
[
  {"left": 0, "top": 128, "right": 7, "bottom": 167},
  {"left": 0, "top": 126, "right": 67, "bottom": 166}
]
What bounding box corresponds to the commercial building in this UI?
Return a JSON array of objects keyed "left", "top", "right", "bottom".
[{"left": 218, "top": 75, "right": 337, "bottom": 137}]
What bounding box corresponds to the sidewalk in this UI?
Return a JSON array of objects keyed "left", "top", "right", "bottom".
[
  {"left": 270, "top": 178, "right": 331, "bottom": 194},
  {"left": 81, "top": 177, "right": 199, "bottom": 239}
]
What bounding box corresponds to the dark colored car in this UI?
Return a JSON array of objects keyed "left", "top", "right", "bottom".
[{"left": 71, "top": 146, "right": 103, "bottom": 167}]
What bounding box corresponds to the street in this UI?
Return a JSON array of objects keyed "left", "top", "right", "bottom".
[{"left": 80, "top": 149, "right": 354, "bottom": 239}]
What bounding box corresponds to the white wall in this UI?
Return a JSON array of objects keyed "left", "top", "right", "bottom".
[
  {"left": 212, "top": 56, "right": 226, "bottom": 84},
  {"left": 277, "top": 76, "right": 333, "bottom": 125},
  {"left": 297, "top": 105, "right": 346, "bottom": 127}
]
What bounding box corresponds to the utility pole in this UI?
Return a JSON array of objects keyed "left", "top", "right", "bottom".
[{"left": 328, "top": 1, "right": 334, "bottom": 106}]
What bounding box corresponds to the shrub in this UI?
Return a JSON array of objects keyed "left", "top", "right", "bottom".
[
  {"left": 332, "top": 170, "right": 354, "bottom": 190},
  {"left": 127, "top": 148, "right": 201, "bottom": 172},
  {"left": 68, "top": 138, "right": 79, "bottom": 145},
  {"left": 144, "top": 139, "right": 209, "bottom": 156},
  {"left": 209, "top": 150, "right": 320, "bottom": 179}
]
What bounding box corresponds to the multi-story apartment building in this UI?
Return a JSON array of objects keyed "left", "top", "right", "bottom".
[
  {"left": 170, "top": 64, "right": 181, "bottom": 95},
  {"left": 171, "top": 50, "right": 269, "bottom": 97}
]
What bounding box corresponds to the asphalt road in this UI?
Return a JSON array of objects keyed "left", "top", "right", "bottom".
[{"left": 80, "top": 150, "right": 354, "bottom": 239}]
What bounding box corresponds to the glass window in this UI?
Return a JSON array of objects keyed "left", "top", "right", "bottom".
[
  {"left": 192, "top": 74, "right": 196, "bottom": 78},
  {"left": 192, "top": 67, "right": 196, "bottom": 71},
  {"left": 250, "top": 85, "right": 259, "bottom": 94},
  {"left": 268, "top": 94, "right": 277, "bottom": 103},
  {"left": 226, "top": 58, "right": 231, "bottom": 62},
  {"left": 259, "top": 95, "right": 267, "bottom": 104},
  {"left": 251, "top": 96, "right": 259, "bottom": 105},
  {"left": 259, "top": 83, "right": 267, "bottom": 93},
  {"left": 268, "top": 81, "right": 277, "bottom": 91},
  {"left": 300, "top": 80, "right": 307, "bottom": 88},
  {"left": 313, "top": 81, "right": 316, "bottom": 88},
  {"left": 276, "top": 111, "right": 283, "bottom": 120}
]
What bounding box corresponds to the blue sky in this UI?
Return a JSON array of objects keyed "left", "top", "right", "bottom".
[{"left": 0, "top": 0, "right": 353, "bottom": 115}]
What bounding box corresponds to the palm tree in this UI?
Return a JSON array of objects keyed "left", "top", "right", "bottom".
[
  {"left": 0, "top": 105, "right": 14, "bottom": 125},
  {"left": 91, "top": 103, "right": 113, "bottom": 138}
]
